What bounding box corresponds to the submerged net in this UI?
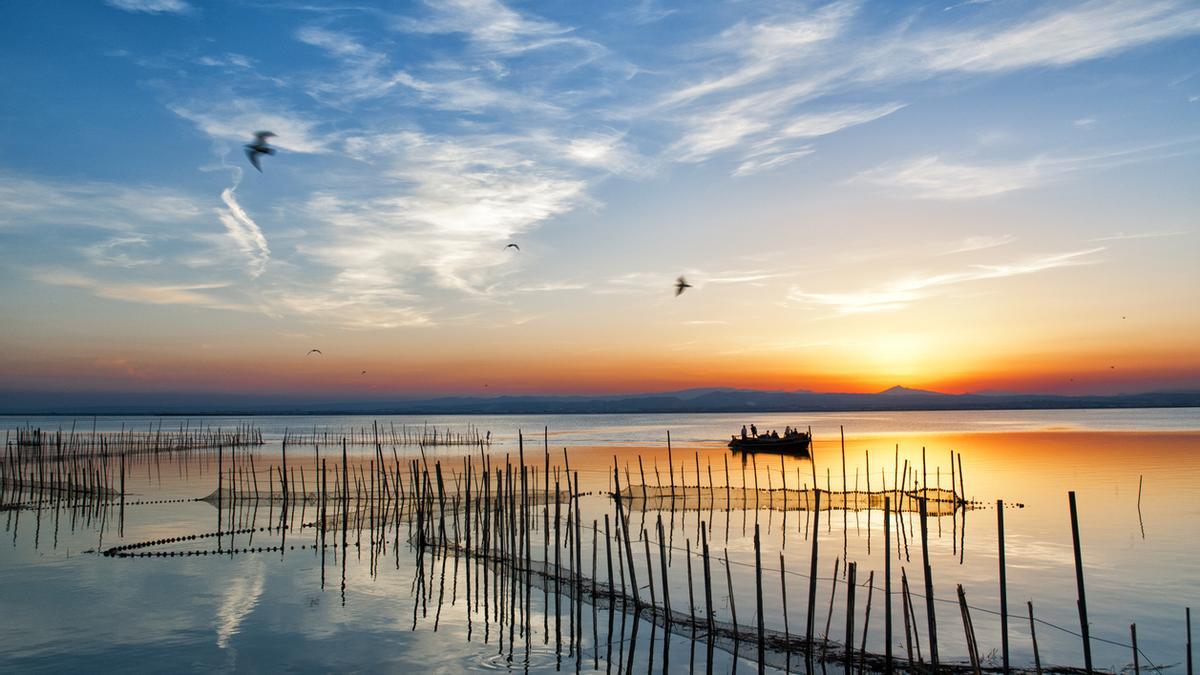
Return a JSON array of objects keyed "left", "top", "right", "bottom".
[{"left": 619, "top": 486, "right": 969, "bottom": 516}]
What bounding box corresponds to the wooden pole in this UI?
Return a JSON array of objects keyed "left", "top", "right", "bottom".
[
  {"left": 612, "top": 460, "right": 640, "bottom": 607},
  {"left": 1028, "top": 601, "right": 1042, "bottom": 675},
  {"left": 1187, "top": 607, "right": 1193, "bottom": 675},
  {"left": 687, "top": 540, "right": 697, "bottom": 625},
  {"left": 724, "top": 547, "right": 738, "bottom": 631},
  {"left": 657, "top": 515, "right": 671, "bottom": 623},
  {"left": 1131, "top": 623, "right": 1140, "bottom": 675},
  {"left": 755, "top": 523, "right": 766, "bottom": 674},
  {"left": 780, "top": 552, "right": 790, "bottom": 654},
  {"left": 604, "top": 514, "right": 615, "bottom": 597},
  {"left": 998, "top": 498, "right": 1010, "bottom": 674},
  {"left": 958, "top": 584, "right": 982, "bottom": 675},
  {"left": 702, "top": 522, "right": 714, "bottom": 675},
  {"left": 1069, "top": 491, "right": 1094, "bottom": 673},
  {"left": 806, "top": 489, "right": 822, "bottom": 669},
  {"left": 885, "top": 495, "right": 893, "bottom": 673},
  {"left": 701, "top": 522, "right": 714, "bottom": 630},
  {"left": 845, "top": 561, "right": 857, "bottom": 674},
  {"left": 919, "top": 497, "right": 939, "bottom": 668},
  {"left": 859, "top": 571, "right": 875, "bottom": 674}
]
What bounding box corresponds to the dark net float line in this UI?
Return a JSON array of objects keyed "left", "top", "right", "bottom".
[{"left": 105, "top": 542, "right": 381, "bottom": 558}]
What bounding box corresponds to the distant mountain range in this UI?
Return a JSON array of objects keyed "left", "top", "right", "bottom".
[{"left": 2, "top": 386, "right": 1198, "bottom": 415}]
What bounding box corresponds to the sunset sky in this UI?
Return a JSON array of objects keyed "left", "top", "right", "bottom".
[{"left": 1, "top": 0, "right": 1198, "bottom": 400}]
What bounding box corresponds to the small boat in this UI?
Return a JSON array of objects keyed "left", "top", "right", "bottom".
[{"left": 728, "top": 432, "right": 811, "bottom": 456}]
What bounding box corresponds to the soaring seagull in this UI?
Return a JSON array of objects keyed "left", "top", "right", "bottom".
[
  {"left": 505, "top": 243, "right": 520, "bottom": 251},
  {"left": 307, "top": 349, "right": 322, "bottom": 356},
  {"left": 674, "top": 276, "right": 692, "bottom": 297},
  {"left": 244, "top": 131, "right": 277, "bottom": 172}
]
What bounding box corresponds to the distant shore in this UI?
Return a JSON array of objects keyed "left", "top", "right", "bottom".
[{"left": 2, "top": 387, "right": 1197, "bottom": 416}]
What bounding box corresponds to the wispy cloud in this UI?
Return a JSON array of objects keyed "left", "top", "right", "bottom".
[
  {"left": 941, "top": 234, "right": 1016, "bottom": 255},
  {"left": 856, "top": 155, "right": 1046, "bottom": 200},
  {"left": 217, "top": 185, "right": 270, "bottom": 278},
  {"left": 1089, "top": 229, "right": 1190, "bottom": 242},
  {"left": 908, "top": 1, "right": 1200, "bottom": 74},
  {"left": 855, "top": 138, "right": 1200, "bottom": 200},
  {"left": 196, "top": 53, "right": 252, "bottom": 69},
  {"left": 790, "top": 247, "right": 1105, "bottom": 314},
  {"left": 656, "top": 0, "right": 1200, "bottom": 176},
  {"left": 105, "top": 0, "right": 191, "bottom": 14},
  {"left": 32, "top": 270, "right": 241, "bottom": 310},
  {"left": 170, "top": 98, "right": 331, "bottom": 153},
  {"left": 395, "top": 0, "right": 606, "bottom": 59}
]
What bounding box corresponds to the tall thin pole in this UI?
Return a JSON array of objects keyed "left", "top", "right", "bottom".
[
  {"left": 919, "top": 497, "right": 939, "bottom": 668},
  {"left": 1069, "top": 491, "right": 1093, "bottom": 673},
  {"left": 885, "top": 495, "right": 893, "bottom": 673},
  {"left": 997, "top": 499, "right": 1010, "bottom": 673},
  {"left": 755, "top": 523, "right": 765, "bottom": 674},
  {"left": 806, "top": 489, "right": 821, "bottom": 670}
]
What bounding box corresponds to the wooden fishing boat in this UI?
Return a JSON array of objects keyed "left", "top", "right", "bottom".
[{"left": 727, "top": 432, "right": 811, "bottom": 456}]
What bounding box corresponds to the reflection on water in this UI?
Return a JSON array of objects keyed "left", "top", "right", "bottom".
[{"left": 1, "top": 409, "right": 1198, "bottom": 673}]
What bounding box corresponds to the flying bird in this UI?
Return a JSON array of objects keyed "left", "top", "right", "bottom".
[
  {"left": 674, "top": 276, "right": 692, "bottom": 297},
  {"left": 244, "top": 131, "right": 277, "bottom": 172},
  {"left": 505, "top": 243, "right": 520, "bottom": 251},
  {"left": 307, "top": 349, "right": 322, "bottom": 356},
  {"left": 361, "top": 370, "right": 366, "bottom": 375}
]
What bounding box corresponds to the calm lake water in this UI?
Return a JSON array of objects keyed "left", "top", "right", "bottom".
[{"left": 2, "top": 409, "right": 1198, "bottom": 673}]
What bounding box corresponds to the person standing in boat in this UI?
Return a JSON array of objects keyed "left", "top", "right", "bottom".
[
  {"left": 750, "top": 424, "right": 758, "bottom": 438},
  {"left": 741, "top": 425, "right": 748, "bottom": 440}
]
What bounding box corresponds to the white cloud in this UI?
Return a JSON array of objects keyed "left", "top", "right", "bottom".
[
  {"left": 217, "top": 187, "right": 270, "bottom": 278},
  {"left": 790, "top": 247, "right": 1105, "bottom": 314},
  {"left": 0, "top": 173, "right": 205, "bottom": 231},
  {"left": 396, "top": 0, "right": 605, "bottom": 58},
  {"left": 911, "top": 1, "right": 1200, "bottom": 74},
  {"left": 196, "top": 53, "right": 252, "bottom": 69},
  {"left": 657, "top": 1, "right": 1200, "bottom": 175},
  {"left": 857, "top": 155, "right": 1046, "bottom": 200},
  {"left": 941, "top": 234, "right": 1016, "bottom": 255},
  {"left": 1088, "top": 229, "right": 1190, "bottom": 242},
  {"left": 170, "top": 99, "right": 331, "bottom": 153},
  {"left": 857, "top": 138, "right": 1200, "bottom": 200},
  {"left": 779, "top": 103, "right": 906, "bottom": 139},
  {"left": 106, "top": 0, "right": 190, "bottom": 14},
  {"left": 32, "top": 270, "right": 242, "bottom": 310}
]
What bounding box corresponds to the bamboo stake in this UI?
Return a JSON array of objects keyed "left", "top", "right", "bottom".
[
  {"left": 1029, "top": 601, "right": 1043, "bottom": 675},
  {"left": 885, "top": 495, "right": 893, "bottom": 673},
  {"left": 919, "top": 497, "right": 940, "bottom": 668},
  {"left": 999, "top": 498, "right": 1010, "bottom": 674},
  {"left": 958, "top": 584, "right": 982, "bottom": 675},
  {"left": 755, "top": 523, "right": 765, "bottom": 674},
  {"left": 1131, "top": 623, "right": 1140, "bottom": 675},
  {"left": 1069, "top": 491, "right": 1093, "bottom": 673},
  {"left": 845, "top": 561, "right": 857, "bottom": 673}
]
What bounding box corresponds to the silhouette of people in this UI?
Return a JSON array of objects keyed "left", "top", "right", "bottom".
[
  {"left": 741, "top": 425, "right": 748, "bottom": 440},
  {"left": 750, "top": 424, "right": 758, "bottom": 438},
  {"left": 771, "top": 430, "right": 780, "bottom": 439}
]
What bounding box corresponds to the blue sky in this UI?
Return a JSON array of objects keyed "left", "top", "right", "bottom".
[{"left": 1, "top": 0, "right": 1198, "bottom": 396}]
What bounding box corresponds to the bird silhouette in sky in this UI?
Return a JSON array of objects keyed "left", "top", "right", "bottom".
[
  {"left": 244, "top": 131, "right": 276, "bottom": 172},
  {"left": 361, "top": 370, "right": 366, "bottom": 375},
  {"left": 674, "top": 276, "right": 692, "bottom": 297},
  {"left": 307, "top": 349, "right": 322, "bottom": 356},
  {"left": 505, "top": 243, "right": 520, "bottom": 251}
]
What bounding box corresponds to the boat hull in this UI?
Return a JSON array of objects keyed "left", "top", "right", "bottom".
[{"left": 727, "top": 435, "right": 811, "bottom": 456}]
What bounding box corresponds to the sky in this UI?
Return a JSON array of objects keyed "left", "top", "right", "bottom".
[{"left": 0, "top": 0, "right": 1198, "bottom": 401}]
